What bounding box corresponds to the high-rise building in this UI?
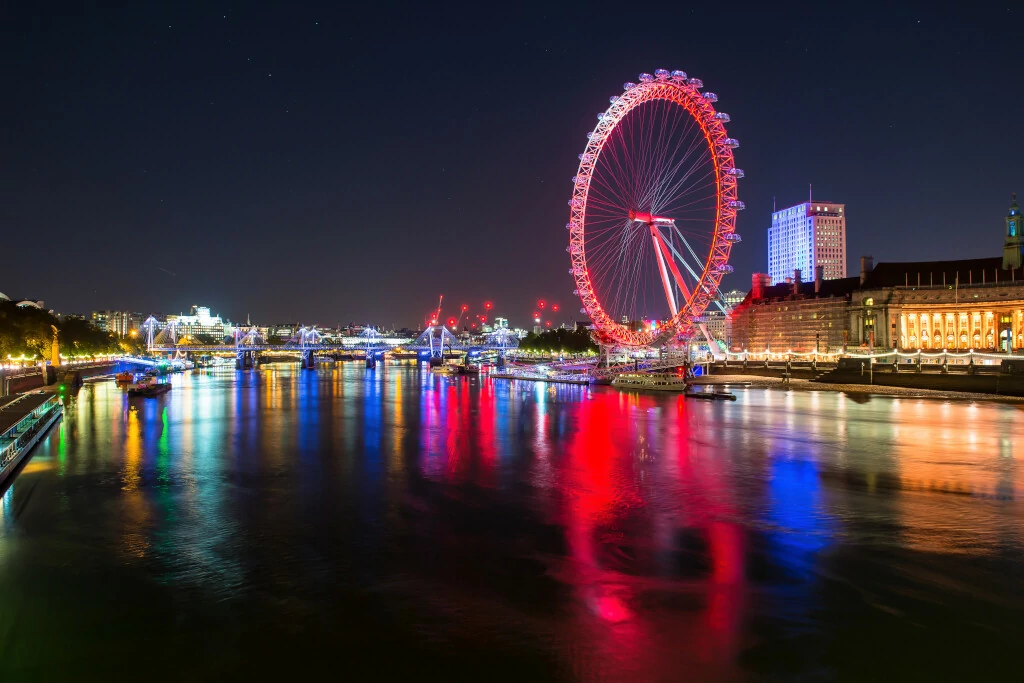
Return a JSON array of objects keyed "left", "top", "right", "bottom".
[
  {"left": 90, "top": 310, "right": 143, "bottom": 336},
  {"left": 768, "top": 200, "right": 846, "bottom": 284}
]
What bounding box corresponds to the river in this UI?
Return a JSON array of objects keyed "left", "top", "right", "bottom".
[{"left": 1, "top": 363, "right": 1022, "bottom": 681}]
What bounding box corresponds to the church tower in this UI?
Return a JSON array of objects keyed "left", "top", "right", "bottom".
[{"left": 1003, "top": 193, "right": 1023, "bottom": 270}]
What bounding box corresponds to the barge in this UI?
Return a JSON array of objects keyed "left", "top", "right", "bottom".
[{"left": 0, "top": 391, "right": 63, "bottom": 487}]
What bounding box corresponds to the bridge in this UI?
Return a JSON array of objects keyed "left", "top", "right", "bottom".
[{"left": 144, "top": 319, "right": 519, "bottom": 370}]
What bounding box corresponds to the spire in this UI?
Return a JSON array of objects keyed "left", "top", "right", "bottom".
[{"left": 1010, "top": 192, "right": 1020, "bottom": 217}]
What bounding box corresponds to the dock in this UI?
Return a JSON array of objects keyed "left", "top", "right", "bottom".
[{"left": 489, "top": 372, "right": 591, "bottom": 386}]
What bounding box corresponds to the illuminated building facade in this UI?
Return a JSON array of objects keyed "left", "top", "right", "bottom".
[
  {"left": 768, "top": 200, "right": 846, "bottom": 284},
  {"left": 166, "top": 306, "right": 234, "bottom": 340},
  {"left": 729, "top": 269, "right": 855, "bottom": 353},
  {"left": 90, "top": 310, "right": 143, "bottom": 336},
  {"left": 722, "top": 289, "right": 746, "bottom": 307}
]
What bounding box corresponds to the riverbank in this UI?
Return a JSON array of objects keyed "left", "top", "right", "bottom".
[{"left": 691, "top": 373, "right": 1024, "bottom": 402}]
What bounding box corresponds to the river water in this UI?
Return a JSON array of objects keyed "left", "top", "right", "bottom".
[{"left": 1, "top": 363, "right": 1022, "bottom": 681}]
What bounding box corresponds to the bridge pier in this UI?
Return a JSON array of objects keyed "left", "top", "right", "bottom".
[
  {"left": 365, "top": 353, "right": 376, "bottom": 369},
  {"left": 301, "top": 350, "right": 316, "bottom": 370},
  {"left": 236, "top": 350, "right": 256, "bottom": 370}
]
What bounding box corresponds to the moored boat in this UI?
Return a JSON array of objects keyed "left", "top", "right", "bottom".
[
  {"left": 684, "top": 389, "right": 737, "bottom": 401},
  {"left": 115, "top": 371, "right": 134, "bottom": 383},
  {"left": 611, "top": 373, "right": 689, "bottom": 392},
  {"left": 127, "top": 375, "right": 172, "bottom": 397},
  {"left": 0, "top": 391, "right": 63, "bottom": 487}
]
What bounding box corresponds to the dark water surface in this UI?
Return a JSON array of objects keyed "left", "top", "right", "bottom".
[{"left": 1, "top": 363, "right": 1023, "bottom": 681}]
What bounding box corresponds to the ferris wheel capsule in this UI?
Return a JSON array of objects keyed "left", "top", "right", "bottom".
[
  {"left": 715, "top": 112, "right": 731, "bottom": 123},
  {"left": 688, "top": 78, "right": 703, "bottom": 88},
  {"left": 638, "top": 73, "right": 654, "bottom": 82},
  {"left": 654, "top": 69, "right": 670, "bottom": 79},
  {"left": 670, "top": 70, "right": 687, "bottom": 80},
  {"left": 702, "top": 92, "right": 718, "bottom": 103},
  {"left": 623, "top": 82, "right": 636, "bottom": 90},
  {"left": 728, "top": 200, "right": 746, "bottom": 210},
  {"left": 609, "top": 95, "right": 619, "bottom": 103},
  {"left": 725, "top": 168, "right": 745, "bottom": 179},
  {"left": 723, "top": 138, "right": 740, "bottom": 148}
]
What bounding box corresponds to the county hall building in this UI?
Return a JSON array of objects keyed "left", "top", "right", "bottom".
[{"left": 729, "top": 195, "right": 1024, "bottom": 353}]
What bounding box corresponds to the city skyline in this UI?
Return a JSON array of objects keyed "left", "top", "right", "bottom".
[{"left": 3, "top": 3, "right": 1021, "bottom": 325}]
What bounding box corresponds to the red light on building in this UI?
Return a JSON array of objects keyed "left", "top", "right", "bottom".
[
  {"left": 545, "top": 321, "right": 551, "bottom": 327},
  {"left": 533, "top": 312, "right": 540, "bottom": 319},
  {"left": 538, "top": 300, "right": 546, "bottom": 309},
  {"left": 448, "top": 318, "right": 456, "bottom": 326},
  {"left": 484, "top": 302, "right": 492, "bottom": 310},
  {"left": 552, "top": 304, "right": 559, "bottom": 312},
  {"left": 461, "top": 305, "right": 468, "bottom": 311}
]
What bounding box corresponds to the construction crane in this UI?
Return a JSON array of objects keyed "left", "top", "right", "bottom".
[{"left": 429, "top": 295, "right": 443, "bottom": 327}]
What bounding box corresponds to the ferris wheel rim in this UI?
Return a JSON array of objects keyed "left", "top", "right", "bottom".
[{"left": 568, "top": 71, "right": 739, "bottom": 347}]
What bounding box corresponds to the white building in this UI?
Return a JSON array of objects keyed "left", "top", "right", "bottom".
[
  {"left": 166, "top": 306, "right": 234, "bottom": 340},
  {"left": 768, "top": 200, "right": 846, "bottom": 284}
]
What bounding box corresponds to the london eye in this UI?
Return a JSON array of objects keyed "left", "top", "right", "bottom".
[{"left": 568, "top": 69, "right": 743, "bottom": 348}]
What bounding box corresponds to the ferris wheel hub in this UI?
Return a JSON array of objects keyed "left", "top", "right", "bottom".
[{"left": 628, "top": 210, "right": 674, "bottom": 226}]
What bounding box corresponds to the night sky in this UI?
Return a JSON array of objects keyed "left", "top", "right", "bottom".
[{"left": 3, "top": 2, "right": 1021, "bottom": 328}]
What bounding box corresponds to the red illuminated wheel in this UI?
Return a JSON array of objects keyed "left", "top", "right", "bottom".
[{"left": 567, "top": 69, "right": 743, "bottom": 347}]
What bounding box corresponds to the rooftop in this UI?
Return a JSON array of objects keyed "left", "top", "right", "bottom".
[
  {"left": 862, "top": 257, "right": 1018, "bottom": 288},
  {"left": 0, "top": 392, "right": 56, "bottom": 437}
]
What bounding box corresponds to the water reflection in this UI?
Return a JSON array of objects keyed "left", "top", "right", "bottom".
[{"left": 0, "top": 365, "right": 1023, "bottom": 680}]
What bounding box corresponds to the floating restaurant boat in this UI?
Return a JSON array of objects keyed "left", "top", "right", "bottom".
[
  {"left": 127, "top": 375, "right": 172, "bottom": 397},
  {"left": 611, "top": 373, "right": 689, "bottom": 392},
  {"left": 0, "top": 391, "right": 63, "bottom": 487},
  {"left": 114, "top": 371, "right": 134, "bottom": 383}
]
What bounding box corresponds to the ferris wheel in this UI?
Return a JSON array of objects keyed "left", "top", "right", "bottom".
[{"left": 568, "top": 69, "right": 743, "bottom": 348}]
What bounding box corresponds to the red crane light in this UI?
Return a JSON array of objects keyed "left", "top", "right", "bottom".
[
  {"left": 484, "top": 301, "right": 492, "bottom": 310},
  {"left": 539, "top": 300, "right": 546, "bottom": 309},
  {"left": 552, "top": 304, "right": 559, "bottom": 312},
  {"left": 448, "top": 318, "right": 456, "bottom": 326},
  {"left": 461, "top": 305, "right": 468, "bottom": 311},
  {"left": 533, "top": 312, "right": 540, "bottom": 319},
  {"left": 545, "top": 321, "right": 552, "bottom": 327}
]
